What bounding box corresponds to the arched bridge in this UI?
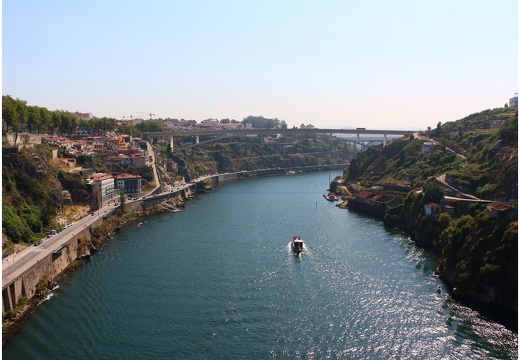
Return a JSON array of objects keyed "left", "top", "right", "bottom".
[{"left": 143, "top": 128, "right": 413, "bottom": 148}]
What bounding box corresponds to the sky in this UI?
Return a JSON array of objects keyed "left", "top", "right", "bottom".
[{"left": 2, "top": 1, "right": 518, "bottom": 130}]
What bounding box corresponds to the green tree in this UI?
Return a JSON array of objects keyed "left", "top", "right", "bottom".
[
  {"left": 2, "top": 203, "right": 32, "bottom": 243},
  {"left": 39, "top": 107, "right": 52, "bottom": 133},
  {"left": 51, "top": 110, "right": 62, "bottom": 133},
  {"left": 58, "top": 111, "right": 78, "bottom": 134},
  {"left": 241, "top": 115, "right": 283, "bottom": 129},
  {"left": 119, "top": 187, "right": 126, "bottom": 212},
  {"left": 136, "top": 120, "right": 165, "bottom": 133},
  {"left": 27, "top": 106, "right": 41, "bottom": 133},
  {"left": 2, "top": 95, "right": 18, "bottom": 134},
  {"left": 434, "top": 121, "right": 442, "bottom": 137},
  {"left": 78, "top": 119, "right": 92, "bottom": 134},
  {"left": 423, "top": 180, "right": 444, "bottom": 204}
]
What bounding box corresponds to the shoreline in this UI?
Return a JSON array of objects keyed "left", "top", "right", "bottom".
[
  {"left": 343, "top": 203, "right": 518, "bottom": 333},
  {"left": 4, "top": 169, "right": 517, "bottom": 347},
  {"left": 2, "top": 167, "right": 344, "bottom": 346},
  {"left": 2, "top": 198, "right": 184, "bottom": 346}
]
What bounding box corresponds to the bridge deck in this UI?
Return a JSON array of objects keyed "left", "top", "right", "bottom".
[{"left": 143, "top": 128, "right": 413, "bottom": 138}]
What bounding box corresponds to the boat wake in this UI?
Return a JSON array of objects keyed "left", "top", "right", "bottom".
[{"left": 286, "top": 242, "right": 310, "bottom": 256}]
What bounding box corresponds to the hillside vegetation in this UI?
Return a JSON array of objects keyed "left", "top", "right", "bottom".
[
  {"left": 345, "top": 107, "right": 517, "bottom": 201},
  {"left": 3, "top": 146, "right": 66, "bottom": 246},
  {"left": 160, "top": 134, "right": 354, "bottom": 180},
  {"left": 337, "top": 107, "right": 518, "bottom": 324}
]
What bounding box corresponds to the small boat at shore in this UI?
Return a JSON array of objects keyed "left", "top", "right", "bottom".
[
  {"left": 323, "top": 192, "right": 339, "bottom": 201},
  {"left": 137, "top": 222, "right": 142, "bottom": 228},
  {"left": 291, "top": 236, "right": 304, "bottom": 254}
]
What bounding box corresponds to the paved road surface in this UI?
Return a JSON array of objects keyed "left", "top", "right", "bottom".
[{"left": 2, "top": 206, "right": 119, "bottom": 287}]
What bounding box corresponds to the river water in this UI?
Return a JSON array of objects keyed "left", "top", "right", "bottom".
[{"left": 3, "top": 172, "right": 517, "bottom": 359}]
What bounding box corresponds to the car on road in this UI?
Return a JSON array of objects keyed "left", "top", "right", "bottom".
[{"left": 34, "top": 240, "right": 43, "bottom": 246}]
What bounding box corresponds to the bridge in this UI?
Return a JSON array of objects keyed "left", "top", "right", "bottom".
[{"left": 143, "top": 128, "right": 413, "bottom": 148}]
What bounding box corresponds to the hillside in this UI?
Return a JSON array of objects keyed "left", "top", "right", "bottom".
[
  {"left": 2, "top": 134, "right": 355, "bottom": 253},
  {"left": 345, "top": 107, "right": 517, "bottom": 201},
  {"left": 3, "top": 146, "right": 64, "bottom": 246},
  {"left": 160, "top": 134, "right": 354, "bottom": 180},
  {"left": 338, "top": 107, "right": 518, "bottom": 325},
  {"left": 2, "top": 145, "right": 93, "bottom": 252}
]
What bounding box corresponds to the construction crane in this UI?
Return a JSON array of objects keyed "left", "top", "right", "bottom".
[{"left": 122, "top": 112, "right": 155, "bottom": 120}]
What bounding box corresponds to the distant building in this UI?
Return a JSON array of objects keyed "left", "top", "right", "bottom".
[
  {"left": 70, "top": 111, "right": 94, "bottom": 120},
  {"left": 106, "top": 153, "right": 146, "bottom": 168},
  {"left": 485, "top": 203, "right": 517, "bottom": 220},
  {"left": 421, "top": 141, "right": 437, "bottom": 154},
  {"left": 349, "top": 190, "right": 401, "bottom": 218},
  {"left": 200, "top": 119, "right": 220, "bottom": 128},
  {"left": 424, "top": 202, "right": 454, "bottom": 221},
  {"left": 509, "top": 93, "right": 518, "bottom": 107}
]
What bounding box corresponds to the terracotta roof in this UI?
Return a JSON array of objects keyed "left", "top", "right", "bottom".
[
  {"left": 89, "top": 173, "right": 113, "bottom": 181},
  {"left": 356, "top": 191, "right": 373, "bottom": 199},
  {"left": 370, "top": 194, "right": 384, "bottom": 202},
  {"left": 114, "top": 173, "right": 141, "bottom": 179},
  {"left": 487, "top": 203, "right": 512, "bottom": 211}
]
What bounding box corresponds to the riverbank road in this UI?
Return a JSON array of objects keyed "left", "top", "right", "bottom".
[
  {"left": 2, "top": 206, "right": 116, "bottom": 287},
  {"left": 146, "top": 141, "right": 160, "bottom": 194}
]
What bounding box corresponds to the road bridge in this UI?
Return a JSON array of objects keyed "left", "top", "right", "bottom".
[{"left": 143, "top": 128, "right": 413, "bottom": 148}]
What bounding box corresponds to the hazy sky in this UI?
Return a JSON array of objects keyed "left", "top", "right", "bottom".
[{"left": 3, "top": 1, "right": 518, "bottom": 129}]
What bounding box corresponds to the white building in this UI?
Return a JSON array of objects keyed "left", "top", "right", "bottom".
[
  {"left": 88, "top": 173, "right": 117, "bottom": 207},
  {"left": 421, "top": 141, "right": 437, "bottom": 154}
]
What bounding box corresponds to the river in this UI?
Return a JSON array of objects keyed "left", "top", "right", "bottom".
[{"left": 3, "top": 172, "right": 517, "bottom": 359}]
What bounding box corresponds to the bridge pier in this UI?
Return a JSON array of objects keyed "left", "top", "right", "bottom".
[
  {"left": 195, "top": 135, "right": 200, "bottom": 144},
  {"left": 384, "top": 134, "right": 387, "bottom": 146},
  {"left": 170, "top": 136, "right": 174, "bottom": 149},
  {"left": 356, "top": 133, "right": 360, "bottom": 143}
]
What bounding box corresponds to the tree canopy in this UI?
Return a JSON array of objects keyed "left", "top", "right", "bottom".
[{"left": 241, "top": 115, "right": 287, "bottom": 129}]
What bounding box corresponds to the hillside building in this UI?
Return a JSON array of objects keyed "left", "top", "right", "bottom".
[
  {"left": 421, "top": 141, "right": 438, "bottom": 154},
  {"left": 114, "top": 173, "right": 142, "bottom": 196},
  {"left": 348, "top": 190, "right": 401, "bottom": 218},
  {"left": 88, "top": 173, "right": 117, "bottom": 207}
]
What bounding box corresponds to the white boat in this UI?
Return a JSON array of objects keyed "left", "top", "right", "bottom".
[
  {"left": 291, "top": 236, "right": 304, "bottom": 254},
  {"left": 137, "top": 222, "right": 142, "bottom": 228}
]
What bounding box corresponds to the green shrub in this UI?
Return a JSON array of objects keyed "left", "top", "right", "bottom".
[{"left": 3, "top": 310, "right": 16, "bottom": 320}]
